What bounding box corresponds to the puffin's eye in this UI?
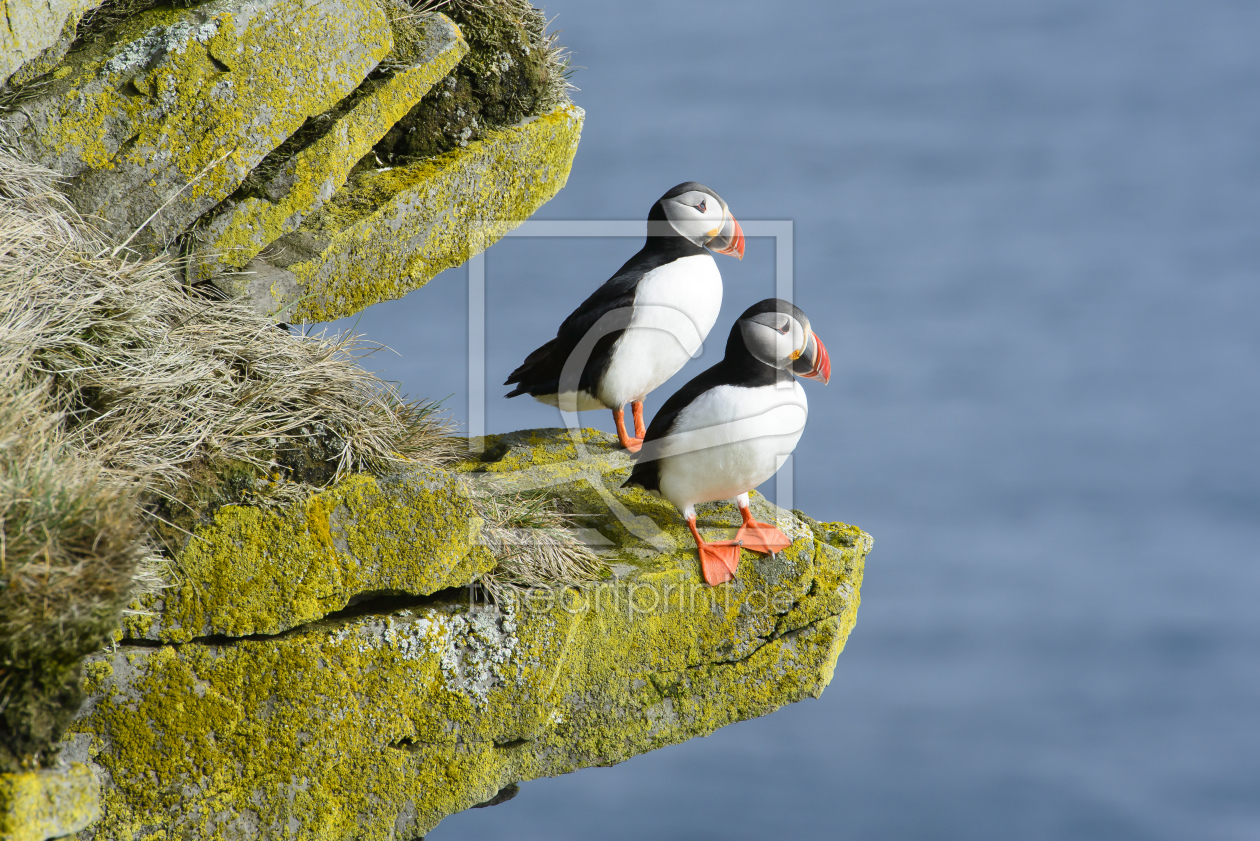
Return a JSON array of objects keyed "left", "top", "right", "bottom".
[
  {"left": 777, "top": 323, "right": 791, "bottom": 334},
  {"left": 696, "top": 199, "right": 707, "bottom": 213}
]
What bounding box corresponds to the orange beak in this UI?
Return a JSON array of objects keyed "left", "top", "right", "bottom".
[
  {"left": 794, "top": 333, "right": 831, "bottom": 384},
  {"left": 710, "top": 213, "right": 745, "bottom": 259}
]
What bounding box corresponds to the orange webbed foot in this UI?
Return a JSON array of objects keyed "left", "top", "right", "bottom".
[
  {"left": 734, "top": 522, "right": 792, "bottom": 555},
  {"left": 737, "top": 505, "right": 792, "bottom": 554},
  {"left": 687, "top": 515, "right": 742, "bottom": 585},
  {"left": 697, "top": 540, "right": 742, "bottom": 585}
]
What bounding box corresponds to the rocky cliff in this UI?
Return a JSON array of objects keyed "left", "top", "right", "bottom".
[
  {"left": 57, "top": 430, "right": 868, "bottom": 840},
  {"left": 0, "top": 2, "right": 870, "bottom": 838},
  {"left": 2, "top": 0, "right": 580, "bottom": 321}
]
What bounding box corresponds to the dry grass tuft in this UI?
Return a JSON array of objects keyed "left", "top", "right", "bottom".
[
  {"left": 0, "top": 375, "right": 146, "bottom": 656},
  {"left": 0, "top": 372, "right": 147, "bottom": 768},
  {"left": 0, "top": 147, "right": 455, "bottom": 769},
  {"left": 1, "top": 153, "right": 455, "bottom": 503},
  {"left": 475, "top": 491, "right": 605, "bottom": 602}
]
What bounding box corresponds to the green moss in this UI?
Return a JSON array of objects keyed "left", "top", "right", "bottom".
[
  {"left": 460, "top": 427, "right": 615, "bottom": 474},
  {"left": 148, "top": 420, "right": 416, "bottom": 557},
  {"left": 124, "top": 470, "right": 491, "bottom": 642},
  {"left": 68, "top": 428, "right": 871, "bottom": 839},
  {"left": 147, "top": 447, "right": 355, "bottom": 563},
  {"left": 147, "top": 457, "right": 262, "bottom": 549},
  {"left": 0, "top": 664, "right": 85, "bottom": 777},
  {"left": 373, "top": 0, "right": 562, "bottom": 163}
]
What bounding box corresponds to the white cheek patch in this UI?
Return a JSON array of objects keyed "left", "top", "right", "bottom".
[
  {"left": 663, "top": 192, "right": 719, "bottom": 244},
  {"left": 702, "top": 201, "right": 724, "bottom": 236},
  {"left": 741, "top": 321, "right": 796, "bottom": 367},
  {"left": 773, "top": 330, "right": 797, "bottom": 361},
  {"left": 663, "top": 211, "right": 708, "bottom": 243}
]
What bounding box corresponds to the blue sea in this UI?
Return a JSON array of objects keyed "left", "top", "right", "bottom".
[{"left": 323, "top": 1, "right": 1260, "bottom": 838}]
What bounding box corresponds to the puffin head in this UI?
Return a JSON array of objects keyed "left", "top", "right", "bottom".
[
  {"left": 733, "top": 298, "right": 831, "bottom": 384},
  {"left": 648, "top": 181, "right": 745, "bottom": 259}
]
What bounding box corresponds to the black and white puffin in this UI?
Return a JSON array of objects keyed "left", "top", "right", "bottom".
[
  {"left": 504, "top": 182, "right": 745, "bottom": 451},
  {"left": 623, "top": 298, "right": 831, "bottom": 586}
]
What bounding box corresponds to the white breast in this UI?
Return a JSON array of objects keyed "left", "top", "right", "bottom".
[
  {"left": 596, "top": 255, "right": 722, "bottom": 408},
  {"left": 654, "top": 380, "right": 808, "bottom": 511}
]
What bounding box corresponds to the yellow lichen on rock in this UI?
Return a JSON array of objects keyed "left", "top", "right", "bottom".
[
  {"left": 194, "top": 13, "right": 470, "bottom": 283},
  {"left": 64, "top": 429, "right": 870, "bottom": 840},
  {"left": 0, "top": 763, "right": 100, "bottom": 841},
  {"left": 124, "top": 469, "right": 491, "bottom": 643},
  {"left": 239, "top": 103, "right": 584, "bottom": 322},
  {"left": 0, "top": 0, "right": 100, "bottom": 87},
  {"left": 0, "top": 0, "right": 394, "bottom": 247}
]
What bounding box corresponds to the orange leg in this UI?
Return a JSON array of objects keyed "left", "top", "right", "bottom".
[
  {"left": 734, "top": 502, "right": 792, "bottom": 555},
  {"left": 612, "top": 406, "right": 643, "bottom": 452},
  {"left": 687, "top": 515, "right": 742, "bottom": 586},
  {"left": 631, "top": 400, "right": 647, "bottom": 439}
]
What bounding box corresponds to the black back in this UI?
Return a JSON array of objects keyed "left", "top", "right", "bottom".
[{"left": 504, "top": 203, "right": 708, "bottom": 401}]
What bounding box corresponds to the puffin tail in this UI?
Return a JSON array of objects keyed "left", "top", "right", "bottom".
[
  {"left": 622, "top": 458, "right": 659, "bottom": 494},
  {"left": 505, "top": 338, "right": 561, "bottom": 390}
]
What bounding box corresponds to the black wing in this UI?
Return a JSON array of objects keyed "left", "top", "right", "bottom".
[{"left": 504, "top": 246, "right": 680, "bottom": 400}]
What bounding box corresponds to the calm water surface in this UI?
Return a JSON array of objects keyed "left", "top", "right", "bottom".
[{"left": 322, "top": 1, "right": 1260, "bottom": 838}]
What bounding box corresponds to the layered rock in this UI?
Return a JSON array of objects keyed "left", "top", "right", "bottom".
[
  {"left": 189, "top": 13, "right": 469, "bottom": 282},
  {"left": 62, "top": 429, "right": 870, "bottom": 840},
  {"left": 233, "top": 102, "right": 584, "bottom": 322},
  {"left": 2, "top": 0, "right": 395, "bottom": 249},
  {"left": 2, "top": 0, "right": 582, "bottom": 323}
]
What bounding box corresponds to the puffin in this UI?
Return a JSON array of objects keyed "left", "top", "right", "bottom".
[
  {"left": 622, "top": 298, "right": 831, "bottom": 586},
  {"left": 504, "top": 182, "right": 745, "bottom": 451}
]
